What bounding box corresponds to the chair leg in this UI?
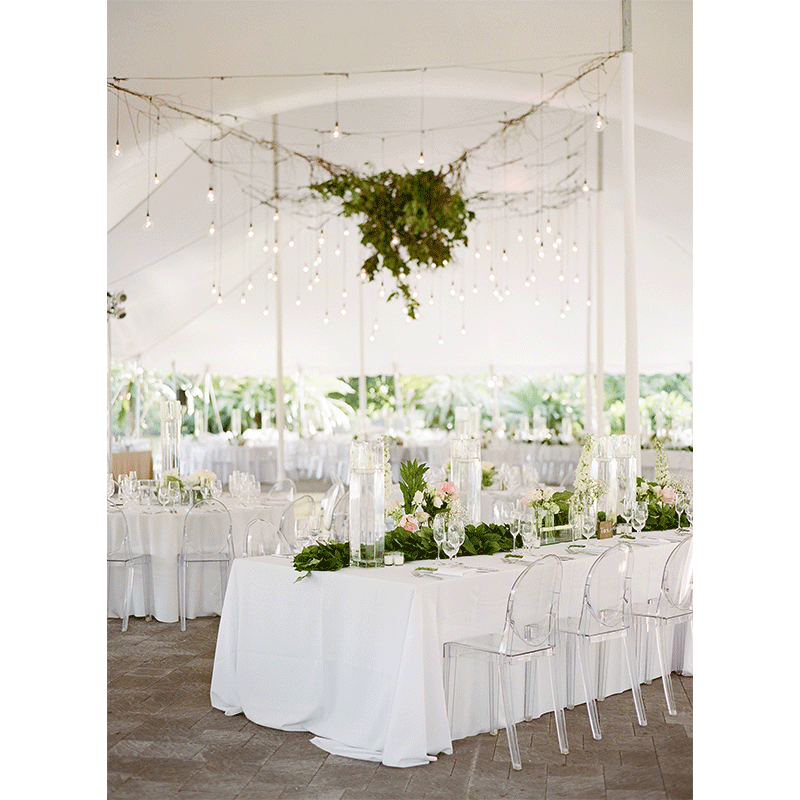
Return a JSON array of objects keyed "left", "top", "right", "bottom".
[
  {"left": 219, "top": 561, "right": 229, "bottom": 610},
  {"left": 488, "top": 655, "right": 498, "bottom": 736},
  {"left": 547, "top": 654, "right": 569, "bottom": 755},
  {"left": 623, "top": 631, "right": 648, "bottom": 727},
  {"left": 178, "top": 557, "right": 187, "bottom": 631},
  {"left": 654, "top": 623, "right": 677, "bottom": 715},
  {"left": 443, "top": 646, "right": 457, "bottom": 736},
  {"left": 122, "top": 563, "right": 134, "bottom": 633},
  {"left": 596, "top": 639, "right": 608, "bottom": 701},
  {"left": 576, "top": 637, "right": 602, "bottom": 740},
  {"left": 565, "top": 634, "right": 575, "bottom": 710},
  {"left": 142, "top": 557, "right": 153, "bottom": 622},
  {"left": 499, "top": 659, "right": 522, "bottom": 771},
  {"left": 524, "top": 658, "right": 537, "bottom": 721}
]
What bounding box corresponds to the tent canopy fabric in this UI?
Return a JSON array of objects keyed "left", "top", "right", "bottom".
[{"left": 107, "top": 1, "right": 692, "bottom": 378}]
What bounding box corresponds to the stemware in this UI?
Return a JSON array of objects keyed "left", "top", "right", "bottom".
[
  {"left": 633, "top": 500, "right": 648, "bottom": 537},
  {"left": 442, "top": 521, "right": 465, "bottom": 566},
  {"left": 157, "top": 485, "right": 170, "bottom": 511},
  {"left": 211, "top": 479, "right": 223, "bottom": 499},
  {"left": 581, "top": 503, "right": 596, "bottom": 541},
  {"left": 684, "top": 499, "right": 693, "bottom": 533},
  {"left": 568, "top": 502, "right": 583, "bottom": 543},
  {"left": 619, "top": 497, "right": 635, "bottom": 535},
  {"left": 167, "top": 482, "right": 181, "bottom": 510},
  {"left": 107, "top": 473, "right": 116, "bottom": 500},
  {"left": 432, "top": 515, "right": 446, "bottom": 564},
  {"left": 521, "top": 512, "right": 538, "bottom": 551},
  {"left": 675, "top": 492, "right": 687, "bottom": 532}
]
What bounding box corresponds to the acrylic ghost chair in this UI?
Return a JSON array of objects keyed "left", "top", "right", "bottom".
[
  {"left": 328, "top": 491, "right": 350, "bottom": 543},
  {"left": 443, "top": 555, "right": 568, "bottom": 770},
  {"left": 319, "top": 477, "right": 345, "bottom": 537},
  {"left": 632, "top": 536, "right": 693, "bottom": 715},
  {"left": 177, "top": 497, "right": 234, "bottom": 631},
  {"left": 266, "top": 478, "right": 296, "bottom": 503},
  {"left": 278, "top": 494, "right": 316, "bottom": 554},
  {"left": 560, "top": 542, "right": 647, "bottom": 740},
  {"left": 243, "top": 516, "right": 294, "bottom": 557},
  {"left": 107, "top": 503, "right": 153, "bottom": 632}
]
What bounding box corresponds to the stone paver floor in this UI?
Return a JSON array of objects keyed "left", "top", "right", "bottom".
[{"left": 108, "top": 617, "right": 692, "bottom": 799}]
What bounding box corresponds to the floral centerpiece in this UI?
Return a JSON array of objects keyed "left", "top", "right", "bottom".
[
  {"left": 386, "top": 459, "right": 459, "bottom": 532},
  {"left": 569, "top": 435, "right": 607, "bottom": 508},
  {"left": 481, "top": 461, "right": 496, "bottom": 488},
  {"left": 635, "top": 438, "right": 691, "bottom": 530},
  {"left": 157, "top": 469, "right": 184, "bottom": 490},
  {"left": 187, "top": 469, "right": 217, "bottom": 488}
]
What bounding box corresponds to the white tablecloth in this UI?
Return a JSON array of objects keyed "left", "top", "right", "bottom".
[
  {"left": 210, "top": 537, "right": 691, "bottom": 768},
  {"left": 107, "top": 497, "right": 287, "bottom": 623}
]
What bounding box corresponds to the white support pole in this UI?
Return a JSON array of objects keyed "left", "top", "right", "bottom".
[
  {"left": 584, "top": 195, "right": 595, "bottom": 436},
  {"left": 203, "top": 366, "right": 210, "bottom": 434},
  {"left": 107, "top": 317, "right": 113, "bottom": 474},
  {"left": 595, "top": 130, "right": 606, "bottom": 435},
  {"left": 134, "top": 356, "right": 142, "bottom": 438},
  {"left": 358, "top": 277, "right": 367, "bottom": 437},
  {"left": 621, "top": 0, "right": 641, "bottom": 469},
  {"left": 273, "top": 114, "right": 286, "bottom": 480}
]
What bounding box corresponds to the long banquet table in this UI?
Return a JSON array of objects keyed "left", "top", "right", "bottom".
[
  {"left": 107, "top": 497, "right": 287, "bottom": 623},
  {"left": 210, "top": 536, "right": 692, "bottom": 768}
]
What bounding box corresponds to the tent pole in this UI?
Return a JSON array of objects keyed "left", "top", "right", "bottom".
[
  {"left": 358, "top": 276, "right": 367, "bottom": 438},
  {"left": 134, "top": 356, "right": 142, "bottom": 438},
  {"left": 595, "top": 130, "right": 605, "bottom": 435},
  {"left": 273, "top": 114, "right": 286, "bottom": 481},
  {"left": 206, "top": 372, "right": 223, "bottom": 434},
  {"left": 203, "top": 366, "right": 209, "bottom": 434},
  {"left": 621, "top": 0, "right": 641, "bottom": 471},
  {"left": 107, "top": 316, "right": 113, "bottom": 474},
  {"left": 584, "top": 196, "right": 594, "bottom": 436},
  {"left": 393, "top": 362, "right": 403, "bottom": 423}
]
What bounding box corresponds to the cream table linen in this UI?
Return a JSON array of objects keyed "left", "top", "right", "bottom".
[{"left": 210, "top": 537, "right": 691, "bottom": 768}]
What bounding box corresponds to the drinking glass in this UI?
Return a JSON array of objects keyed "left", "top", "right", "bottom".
[
  {"left": 619, "top": 497, "right": 635, "bottom": 535},
  {"left": 432, "top": 515, "right": 446, "bottom": 564},
  {"left": 684, "top": 499, "right": 693, "bottom": 533},
  {"left": 157, "top": 485, "right": 170, "bottom": 510},
  {"left": 581, "top": 504, "right": 596, "bottom": 541},
  {"left": 521, "top": 514, "right": 538, "bottom": 551},
  {"left": 633, "top": 501, "right": 648, "bottom": 537},
  {"left": 675, "top": 492, "right": 687, "bottom": 532},
  {"left": 568, "top": 503, "right": 583, "bottom": 543},
  {"left": 442, "top": 522, "right": 464, "bottom": 566},
  {"left": 167, "top": 483, "right": 181, "bottom": 509},
  {"left": 211, "top": 479, "right": 223, "bottom": 499},
  {"left": 107, "top": 473, "right": 116, "bottom": 500}
]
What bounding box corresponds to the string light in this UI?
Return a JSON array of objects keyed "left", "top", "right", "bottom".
[
  {"left": 332, "top": 75, "right": 340, "bottom": 139},
  {"left": 113, "top": 87, "right": 121, "bottom": 157},
  {"left": 595, "top": 111, "right": 605, "bottom": 131},
  {"left": 209, "top": 221, "right": 215, "bottom": 236},
  {"left": 247, "top": 223, "right": 254, "bottom": 239}
]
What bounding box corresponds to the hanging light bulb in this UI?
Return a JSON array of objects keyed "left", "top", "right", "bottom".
[
  {"left": 573, "top": 274, "right": 580, "bottom": 284},
  {"left": 458, "top": 289, "right": 465, "bottom": 301},
  {"left": 555, "top": 253, "right": 562, "bottom": 262},
  {"left": 323, "top": 311, "right": 329, "bottom": 324},
  {"left": 207, "top": 186, "right": 215, "bottom": 203},
  {"left": 318, "top": 231, "right": 325, "bottom": 245},
  {"left": 524, "top": 277, "right": 530, "bottom": 288},
  {"left": 582, "top": 180, "right": 589, "bottom": 193},
  {"left": 572, "top": 242, "right": 578, "bottom": 253},
  {"left": 211, "top": 283, "right": 217, "bottom": 295},
  {"left": 504, "top": 285, "right": 511, "bottom": 297},
  {"left": 263, "top": 241, "right": 269, "bottom": 252},
  {"left": 438, "top": 335, "right": 444, "bottom": 345},
  {"left": 217, "top": 293, "right": 223, "bottom": 304},
  {"left": 485, "top": 242, "right": 491, "bottom": 251},
  {"left": 461, "top": 325, "right": 466, "bottom": 335},
  {"left": 418, "top": 152, "right": 425, "bottom": 165},
  {"left": 474, "top": 249, "right": 480, "bottom": 260},
  {"left": 502, "top": 250, "right": 508, "bottom": 262},
  {"left": 307, "top": 280, "right": 314, "bottom": 292},
  {"left": 288, "top": 239, "right": 295, "bottom": 248},
  {"left": 586, "top": 298, "right": 592, "bottom": 307},
  {"left": 565, "top": 300, "right": 571, "bottom": 312},
  {"left": 472, "top": 283, "right": 478, "bottom": 294},
  {"left": 391, "top": 234, "right": 400, "bottom": 247},
  {"left": 342, "top": 289, "right": 348, "bottom": 299},
  {"left": 538, "top": 246, "right": 545, "bottom": 260},
  {"left": 209, "top": 221, "right": 216, "bottom": 236},
  {"left": 488, "top": 269, "right": 495, "bottom": 281},
  {"left": 272, "top": 242, "right": 279, "bottom": 254},
  {"left": 143, "top": 213, "right": 152, "bottom": 230},
  {"left": 534, "top": 230, "right": 542, "bottom": 244},
  {"left": 595, "top": 112, "right": 605, "bottom": 131},
  {"left": 560, "top": 309, "right": 566, "bottom": 319},
  {"left": 247, "top": 224, "right": 254, "bottom": 239},
  {"left": 247, "top": 277, "right": 254, "bottom": 291},
  {"left": 534, "top": 297, "right": 540, "bottom": 307},
  {"left": 153, "top": 172, "right": 160, "bottom": 186},
  {"left": 517, "top": 230, "right": 524, "bottom": 242},
  {"left": 263, "top": 305, "right": 269, "bottom": 316},
  {"left": 295, "top": 295, "right": 301, "bottom": 306},
  {"left": 266, "top": 268, "right": 274, "bottom": 281},
  {"left": 240, "top": 293, "right": 246, "bottom": 305},
  {"left": 302, "top": 263, "right": 309, "bottom": 273},
  {"left": 428, "top": 293, "right": 434, "bottom": 306},
  {"left": 373, "top": 320, "right": 379, "bottom": 332},
  {"left": 332, "top": 121, "right": 340, "bottom": 139},
  {"left": 113, "top": 140, "right": 121, "bottom": 158},
  {"left": 334, "top": 246, "right": 341, "bottom": 256},
  {"left": 449, "top": 282, "right": 456, "bottom": 296},
  {"left": 313, "top": 271, "right": 320, "bottom": 284},
  {"left": 341, "top": 304, "right": 347, "bottom": 316},
  {"left": 545, "top": 221, "right": 552, "bottom": 234},
  {"left": 369, "top": 332, "right": 375, "bottom": 342},
  {"left": 555, "top": 233, "right": 562, "bottom": 245},
  {"left": 343, "top": 228, "right": 350, "bottom": 237},
  {"left": 273, "top": 210, "right": 280, "bottom": 222},
  {"left": 379, "top": 282, "right": 386, "bottom": 298}
]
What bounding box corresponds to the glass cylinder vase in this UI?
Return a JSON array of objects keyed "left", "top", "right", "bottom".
[
  {"left": 160, "top": 400, "right": 182, "bottom": 477},
  {"left": 450, "top": 438, "right": 481, "bottom": 525},
  {"left": 348, "top": 441, "right": 386, "bottom": 568},
  {"left": 590, "top": 435, "right": 618, "bottom": 532}
]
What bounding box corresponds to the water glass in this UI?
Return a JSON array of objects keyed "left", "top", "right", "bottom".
[
  {"left": 581, "top": 504, "right": 596, "bottom": 541},
  {"left": 443, "top": 521, "right": 465, "bottom": 565},
  {"left": 432, "top": 515, "right": 446, "bottom": 564},
  {"left": 633, "top": 501, "right": 648, "bottom": 536}
]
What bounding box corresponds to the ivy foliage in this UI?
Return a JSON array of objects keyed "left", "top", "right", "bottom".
[{"left": 309, "top": 168, "right": 474, "bottom": 318}]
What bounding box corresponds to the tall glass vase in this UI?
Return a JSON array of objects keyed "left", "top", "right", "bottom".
[
  {"left": 160, "top": 400, "right": 182, "bottom": 477},
  {"left": 613, "top": 434, "right": 638, "bottom": 532},
  {"left": 590, "top": 435, "right": 617, "bottom": 531},
  {"left": 349, "top": 441, "right": 386, "bottom": 568},
  {"left": 450, "top": 438, "right": 481, "bottom": 525}
]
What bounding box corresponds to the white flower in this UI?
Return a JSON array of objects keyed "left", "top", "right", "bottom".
[
  {"left": 413, "top": 490, "right": 425, "bottom": 507},
  {"left": 433, "top": 495, "right": 443, "bottom": 508}
]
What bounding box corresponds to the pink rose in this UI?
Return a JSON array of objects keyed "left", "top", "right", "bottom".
[
  {"left": 658, "top": 486, "right": 677, "bottom": 506},
  {"left": 400, "top": 514, "right": 420, "bottom": 532},
  {"left": 438, "top": 481, "right": 459, "bottom": 500}
]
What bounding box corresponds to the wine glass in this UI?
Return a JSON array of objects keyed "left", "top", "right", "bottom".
[
  {"left": 157, "top": 484, "right": 170, "bottom": 511},
  {"left": 675, "top": 492, "right": 687, "bottom": 532},
  {"left": 581, "top": 503, "right": 596, "bottom": 541},
  {"left": 211, "top": 479, "right": 223, "bottom": 499},
  {"left": 619, "top": 497, "right": 635, "bottom": 535},
  {"left": 432, "top": 515, "right": 446, "bottom": 564},
  {"left": 442, "top": 521, "right": 465, "bottom": 567},
  {"left": 167, "top": 482, "right": 181, "bottom": 510},
  {"left": 633, "top": 500, "right": 648, "bottom": 537},
  {"left": 107, "top": 473, "right": 116, "bottom": 500},
  {"left": 684, "top": 499, "right": 693, "bottom": 533},
  {"left": 521, "top": 513, "right": 538, "bottom": 552}
]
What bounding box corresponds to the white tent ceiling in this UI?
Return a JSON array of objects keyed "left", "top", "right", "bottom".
[{"left": 107, "top": 0, "right": 692, "bottom": 379}]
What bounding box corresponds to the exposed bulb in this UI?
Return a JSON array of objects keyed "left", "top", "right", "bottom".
[
  {"left": 209, "top": 221, "right": 216, "bottom": 236},
  {"left": 461, "top": 325, "right": 466, "bottom": 335},
  {"left": 428, "top": 294, "right": 434, "bottom": 306},
  {"left": 153, "top": 173, "right": 160, "bottom": 186},
  {"left": 295, "top": 295, "right": 301, "bottom": 306},
  {"left": 458, "top": 290, "right": 465, "bottom": 301},
  {"left": 379, "top": 283, "right": 386, "bottom": 298},
  {"left": 302, "top": 263, "right": 309, "bottom": 273},
  {"left": 560, "top": 309, "right": 566, "bottom": 319},
  {"left": 247, "top": 224, "right": 254, "bottom": 238},
  {"left": 472, "top": 283, "right": 478, "bottom": 294},
  {"left": 318, "top": 232, "right": 325, "bottom": 245},
  {"left": 438, "top": 336, "right": 444, "bottom": 345},
  {"left": 263, "top": 306, "right": 269, "bottom": 316},
  {"left": 113, "top": 140, "right": 121, "bottom": 158},
  {"left": 247, "top": 278, "right": 254, "bottom": 291},
  {"left": 369, "top": 333, "right": 375, "bottom": 342},
  {"left": 342, "top": 289, "right": 348, "bottom": 299},
  {"left": 485, "top": 242, "right": 491, "bottom": 251},
  {"left": 334, "top": 246, "right": 341, "bottom": 256},
  {"left": 391, "top": 234, "right": 400, "bottom": 246},
  {"left": 582, "top": 180, "right": 589, "bottom": 193},
  {"left": 323, "top": 312, "right": 329, "bottom": 324},
  {"left": 488, "top": 270, "right": 495, "bottom": 281},
  {"left": 586, "top": 298, "right": 592, "bottom": 307},
  {"left": 474, "top": 250, "right": 480, "bottom": 259},
  {"left": 449, "top": 282, "right": 456, "bottom": 296},
  {"left": 545, "top": 221, "right": 552, "bottom": 234},
  {"left": 573, "top": 275, "right": 580, "bottom": 284},
  {"left": 343, "top": 228, "right": 350, "bottom": 236},
  {"left": 565, "top": 300, "right": 571, "bottom": 312},
  {"left": 538, "top": 247, "right": 545, "bottom": 259},
  {"left": 332, "top": 122, "right": 340, "bottom": 139},
  {"left": 534, "top": 297, "right": 540, "bottom": 307},
  {"left": 211, "top": 283, "right": 217, "bottom": 295},
  {"left": 143, "top": 213, "right": 152, "bottom": 230},
  {"left": 314, "top": 271, "right": 320, "bottom": 284},
  {"left": 555, "top": 233, "right": 562, "bottom": 245},
  {"left": 240, "top": 293, "right": 246, "bottom": 305},
  {"left": 559, "top": 272, "right": 565, "bottom": 281},
  {"left": 572, "top": 242, "right": 578, "bottom": 252},
  {"left": 501, "top": 250, "right": 508, "bottom": 262},
  {"left": 272, "top": 242, "right": 279, "bottom": 253},
  {"left": 288, "top": 239, "right": 295, "bottom": 248},
  {"left": 207, "top": 187, "right": 215, "bottom": 203},
  {"left": 217, "top": 293, "right": 223, "bottom": 304},
  {"left": 534, "top": 230, "right": 542, "bottom": 244},
  {"left": 340, "top": 304, "right": 347, "bottom": 316},
  {"left": 595, "top": 112, "right": 605, "bottom": 131},
  {"left": 273, "top": 211, "right": 280, "bottom": 222},
  {"left": 517, "top": 231, "right": 524, "bottom": 242},
  {"left": 418, "top": 152, "right": 425, "bottom": 165}
]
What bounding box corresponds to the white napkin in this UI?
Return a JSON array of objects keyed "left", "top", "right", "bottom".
[
  {"left": 636, "top": 537, "right": 674, "bottom": 545},
  {"left": 504, "top": 553, "right": 540, "bottom": 564},
  {"left": 569, "top": 545, "right": 608, "bottom": 555},
  {"left": 433, "top": 565, "right": 475, "bottom": 577}
]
